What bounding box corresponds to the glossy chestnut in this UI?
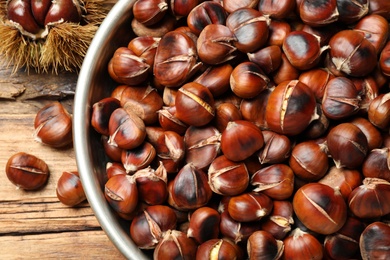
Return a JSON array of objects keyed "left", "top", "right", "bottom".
[{"left": 56, "top": 171, "right": 86, "bottom": 207}]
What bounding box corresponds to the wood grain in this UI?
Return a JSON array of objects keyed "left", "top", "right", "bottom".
[{"left": 0, "top": 67, "right": 125, "bottom": 259}]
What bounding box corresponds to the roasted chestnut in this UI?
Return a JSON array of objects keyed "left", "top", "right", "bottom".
[{"left": 56, "top": 171, "right": 86, "bottom": 207}]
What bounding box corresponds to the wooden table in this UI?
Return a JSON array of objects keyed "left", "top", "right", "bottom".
[{"left": 0, "top": 65, "right": 125, "bottom": 259}]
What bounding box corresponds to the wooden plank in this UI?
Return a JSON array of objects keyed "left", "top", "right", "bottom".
[{"left": 0, "top": 231, "right": 125, "bottom": 259}]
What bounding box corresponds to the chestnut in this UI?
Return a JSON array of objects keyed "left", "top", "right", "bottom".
[
  {"left": 247, "top": 230, "right": 284, "bottom": 260},
  {"left": 321, "top": 77, "right": 361, "bottom": 120},
  {"left": 348, "top": 178, "right": 390, "bottom": 219},
  {"left": 153, "top": 229, "right": 197, "bottom": 259},
  {"left": 34, "top": 101, "right": 73, "bottom": 148},
  {"left": 167, "top": 163, "right": 212, "bottom": 211},
  {"left": 108, "top": 107, "right": 146, "bottom": 150},
  {"left": 108, "top": 47, "right": 150, "bottom": 86},
  {"left": 349, "top": 116, "right": 383, "bottom": 151},
  {"left": 248, "top": 45, "right": 282, "bottom": 75},
  {"left": 105, "top": 162, "right": 126, "bottom": 179},
  {"left": 257, "top": 130, "right": 291, "bottom": 164},
  {"left": 227, "top": 191, "right": 273, "bottom": 222},
  {"left": 267, "top": 20, "right": 291, "bottom": 47},
  {"left": 186, "top": 1, "right": 227, "bottom": 36},
  {"left": 7, "top": 0, "right": 42, "bottom": 36},
  {"left": 5, "top": 152, "right": 50, "bottom": 190},
  {"left": 258, "top": 0, "right": 296, "bottom": 19},
  {"left": 197, "top": 24, "right": 237, "bottom": 65},
  {"left": 187, "top": 206, "right": 221, "bottom": 244},
  {"left": 326, "top": 122, "right": 368, "bottom": 169},
  {"left": 226, "top": 8, "right": 270, "bottom": 53},
  {"left": 283, "top": 228, "right": 323, "bottom": 260},
  {"left": 154, "top": 31, "right": 202, "bottom": 87},
  {"left": 351, "top": 76, "right": 380, "bottom": 113},
  {"left": 56, "top": 171, "right": 86, "bottom": 207},
  {"left": 359, "top": 221, "right": 390, "bottom": 260},
  {"left": 220, "top": 120, "right": 264, "bottom": 162},
  {"left": 302, "top": 103, "right": 330, "bottom": 139},
  {"left": 208, "top": 155, "right": 249, "bottom": 196},
  {"left": 298, "top": 0, "right": 338, "bottom": 27},
  {"left": 282, "top": 30, "right": 326, "bottom": 71},
  {"left": 157, "top": 106, "right": 188, "bottom": 135},
  {"left": 271, "top": 54, "right": 300, "bottom": 85},
  {"left": 362, "top": 148, "right": 390, "bottom": 182},
  {"left": 230, "top": 61, "right": 269, "bottom": 99},
  {"left": 222, "top": 0, "right": 260, "bottom": 14},
  {"left": 133, "top": 164, "right": 168, "bottom": 205},
  {"left": 121, "top": 142, "right": 156, "bottom": 174},
  {"left": 336, "top": 0, "right": 368, "bottom": 24},
  {"left": 328, "top": 29, "right": 377, "bottom": 77},
  {"left": 101, "top": 135, "right": 123, "bottom": 162},
  {"left": 251, "top": 164, "right": 295, "bottom": 200},
  {"left": 293, "top": 183, "right": 347, "bottom": 235},
  {"left": 184, "top": 125, "right": 221, "bottom": 170},
  {"left": 44, "top": 0, "right": 82, "bottom": 26},
  {"left": 289, "top": 141, "right": 329, "bottom": 182},
  {"left": 265, "top": 80, "right": 317, "bottom": 136},
  {"left": 170, "top": 0, "right": 199, "bottom": 18},
  {"left": 196, "top": 238, "right": 244, "bottom": 260},
  {"left": 91, "top": 97, "right": 121, "bottom": 136},
  {"left": 104, "top": 174, "right": 138, "bottom": 215},
  {"left": 133, "top": 0, "right": 168, "bottom": 26},
  {"left": 174, "top": 82, "right": 215, "bottom": 127},
  {"left": 130, "top": 204, "right": 177, "bottom": 249},
  {"left": 131, "top": 14, "right": 176, "bottom": 38},
  {"left": 368, "top": 93, "right": 390, "bottom": 130}
]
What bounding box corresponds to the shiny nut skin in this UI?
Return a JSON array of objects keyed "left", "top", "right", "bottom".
[
  {"left": 360, "top": 221, "right": 390, "bottom": 260},
  {"left": 298, "top": 0, "right": 338, "bottom": 27},
  {"left": 283, "top": 228, "right": 323, "bottom": 260},
  {"left": 251, "top": 164, "right": 295, "bottom": 200},
  {"left": 368, "top": 93, "right": 390, "bottom": 130},
  {"left": 298, "top": 68, "right": 335, "bottom": 102},
  {"left": 228, "top": 192, "right": 273, "bottom": 222},
  {"left": 91, "top": 97, "right": 121, "bottom": 136},
  {"left": 56, "top": 171, "right": 86, "bottom": 207},
  {"left": 260, "top": 200, "right": 294, "bottom": 240},
  {"left": 258, "top": 0, "right": 296, "bottom": 19},
  {"left": 108, "top": 107, "right": 146, "bottom": 150},
  {"left": 247, "top": 230, "right": 284, "bottom": 260},
  {"left": 193, "top": 63, "right": 233, "bottom": 97},
  {"left": 187, "top": 1, "right": 227, "bottom": 36},
  {"left": 265, "top": 80, "right": 317, "bottom": 136},
  {"left": 133, "top": 0, "right": 168, "bottom": 26},
  {"left": 197, "top": 24, "right": 237, "bottom": 65},
  {"left": 121, "top": 142, "right": 156, "bottom": 174},
  {"left": 257, "top": 130, "right": 291, "bottom": 164},
  {"left": 153, "top": 229, "right": 197, "bottom": 259},
  {"left": 240, "top": 88, "right": 272, "bottom": 130},
  {"left": 34, "top": 101, "right": 73, "bottom": 148},
  {"left": 7, "top": 0, "right": 42, "bottom": 35},
  {"left": 174, "top": 82, "right": 215, "bottom": 127},
  {"left": 5, "top": 152, "right": 49, "bottom": 190},
  {"left": 133, "top": 165, "right": 168, "bottom": 205},
  {"left": 130, "top": 204, "right": 177, "bottom": 249},
  {"left": 248, "top": 45, "right": 282, "bottom": 75},
  {"left": 348, "top": 178, "right": 390, "bottom": 219},
  {"left": 208, "top": 155, "right": 249, "bottom": 196},
  {"left": 362, "top": 148, "right": 390, "bottom": 182},
  {"left": 104, "top": 174, "right": 138, "bottom": 215},
  {"left": 213, "top": 102, "right": 242, "bottom": 133},
  {"left": 336, "top": 0, "right": 368, "bottom": 24},
  {"left": 350, "top": 116, "right": 383, "bottom": 151},
  {"left": 154, "top": 31, "right": 202, "bottom": 87},
  {"left": 328, "top": 29, "right": 377, "bottom": 77},
  {"left": 354, "top": 14, "right": 389, "bottom": 54},
  {"left": 196, "top": 238, "right": 244, "bottom": 260},
  {"left": 326, "top": 122, "right": 368, "bottom": 169},
  {"left": 187, "top": 206, "right": 221, "bottom": 244},
  {"left": 221, "top": 120, "right": 264, "bottom": 162},
  {"left": 293, "top": 183, "right": 347, "bottom": 235}
]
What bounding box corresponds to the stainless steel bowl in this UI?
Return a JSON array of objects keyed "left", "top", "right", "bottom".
[{"left": 73, "top": 0, "right": 148, "bottom": 259}]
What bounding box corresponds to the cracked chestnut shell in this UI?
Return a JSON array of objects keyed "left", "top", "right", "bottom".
[
  {"left": 293, "top": 182, "right": 347, "bottom": 235},
  {"left": 5, "top": 152, "right": 50, "bottom": 190},
  {"left": 265, "top": 80, "right": 317, "bottom": 136},
  {"left": 56, "top": 171, "right": 86, "bottom": 207}
]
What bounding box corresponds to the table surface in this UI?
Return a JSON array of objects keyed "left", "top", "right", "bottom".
[{"left": 0, "top": 64, "right": 125, "bottom": 259}]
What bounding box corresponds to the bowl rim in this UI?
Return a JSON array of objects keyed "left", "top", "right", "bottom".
[{"left": 73, "top": 0, "right": 148, "bottom": 259}]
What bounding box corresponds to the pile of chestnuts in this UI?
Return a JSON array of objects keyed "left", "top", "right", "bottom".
[{"left": 90, "top": 0, "right": 390, "bottom": 259}]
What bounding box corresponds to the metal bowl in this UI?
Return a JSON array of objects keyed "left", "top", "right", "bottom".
[{"left": 73, "top": 0, "right": 148, "bottom": 259}]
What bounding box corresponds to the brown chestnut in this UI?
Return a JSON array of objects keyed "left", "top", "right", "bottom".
[
  {"left": 34, "top": 101, "right": 73, "bottom": 148},
  {"left": 247, "top": 230, "right": 284, "bottom": 260},
  {"left": 154, "top": 31, "right": 202, "bottom": 87},
  {"left": 222, "top": 0, "right": 260, "bottom": 14},
  {"left": 228, "top": 191, "right": 273, "bottom": 222},
  {"left": 187, "top": 206, "right": 221, "bottom": 244},
  {"left": 5, "top": 152, "right": 50, "bottom": 190},
  {"left": 174, "top": 82, "right": 215, "bottom": 127},
  {"left": 258, "top": 0, "right": 296, "bottom": 19},
  {"left": 193, "top": 63, "right": 233, "bottom": 97},
  {"left": 298, "top": 0, "right": 338, "bottom": 27},
  {"left": 91, "top": 97, "right": 121, "bottom": 136},
  {"left": 213, "top": 102, "right": 242, "bottom": 133},
  {"left": 360, "top": 221, "right": 390, "bottom": 260},
  {"left": 326, "top": 122, "right": 368, "bottom": 169},
  {"left": 196, "top": 238, "right": 244, "bottom": 260},
  {"left": 336, "top": 0, "right": 368, "bottom": 24},
  {"left": 56, "top": 171, "right": 86, "bottom": 207},
  {"left": 362, "top": 148, "right": 390, "bottom": 182},
  {"left": 248, "top": 45, "right": 282, "bottom": 75},
  {"left": 257, "top": 130, "right": 291, "bottom": 164},
  {"left": 221, "top": 120, "right": 264, "bottom": 162},
  {"left": 293, "top": 183, "right": 347, "bottom": 235},
  {"left": 133, "top": 0, "right": 168, "bottom": 26},
  {"left": 121, "top": 142, "right": 156, "bottom": 174},
  {"left": 230, "top": 61, "right": 269, "bottom": 99},
  {"left": 368, "top": 93, "right": 390, "bottom": 130},
  {"left": 265, "top": 80, "right": 317, "bottom": 136},
  {"left": 260, "top": 200, "right": 294, "bottom": 240},
  {"left": 298, "top": 68, "right": 335, "bottom": 102},
  {"left": 350, "top": 116, "right": 383, "bottom": 151},
  {"left": 104, "top": 174, "right": 138, "bottom": 215},
  {"left": 354, "top": 14, "right": 389, "bottom": 54},
  {"left": 153, "top": 229, "right": 197, "bottom": 259},
  {"left": 283, "top": 228, "right": 323, "bottom": 260}
]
